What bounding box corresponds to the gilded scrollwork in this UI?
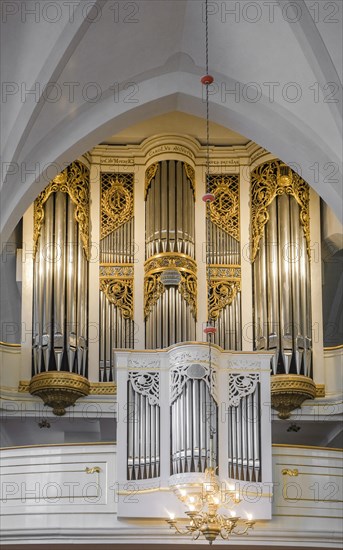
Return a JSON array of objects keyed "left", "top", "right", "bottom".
[
  {"left": 144, "top": 163, "right": 158, "bottom": 199},
  {"left": 100, "top": 173, "right": 134, "bottom": 239},
  {"left": 100, "top": 278, "right": 133, "bottom": 319},
  {"left": 251, "top": 161, "right": 310, "bottom": 262},
  {"left": 184, "top": 163, "right": 196, "bottom": 195},
  {"left": 144, "top": 273, "right": 165, "bottom": 319},
  {"left": 33, "top": 161, "right": 90, "bottom": 259},
  {"left": 179, "top": 272, "right": 197, "bottom": 319},
  {"left": 99, "top": 264, "right": 134, "bottom": 278},
  {"left": 207, "top": 174, "right": 240, "bottom": 241},
  {"left": 208, "top": 280, "right": 241, "bottom": 320},
  {"left": 144, "top": 253, "right": 197, "bottom": 320}
]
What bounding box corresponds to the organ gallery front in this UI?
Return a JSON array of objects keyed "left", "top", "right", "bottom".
[{"left": 22, "top": 134, "right": 325, "bottom": 524}]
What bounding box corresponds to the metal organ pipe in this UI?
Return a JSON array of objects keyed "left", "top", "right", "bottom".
[
  {"left": 32, "top": 163, "right": 89, "bottom": 377},
  {"left": 99, "top": 173, "right": 135, "bottom": 382},
  {"left": 252, "top": 162, "right": 312, "bottom": 378},
  {"left": 145, "top": 161, "right": 196, "bottom": 349}
]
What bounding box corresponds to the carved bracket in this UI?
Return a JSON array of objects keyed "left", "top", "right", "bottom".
[
  {"left": 33, "top": 161, "right": 90, "bottom": 259},
  {"left": 129, "top": 371, "right": 160, "bottom": 406},
  {"left": 228, "top": 373, "right": 260, "bottom": 406},
  {"left": 251, "top": 161, "right": 310, "bottom": 262},
  {"left": 100, "top": 277, "right": 133, "bottom": 320}
]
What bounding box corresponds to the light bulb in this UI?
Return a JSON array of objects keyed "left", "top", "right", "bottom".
[
  {"left": 235, "top": 491, "right": 240, "bottom": 500},
  {"left": 231, "top": 511, "right": 236, "bottom": 517},
  {"left": 247, "top": 513, "right": 253, "bottom": 521},
  {"left": 189, "top": 496, "right": 195, "bottom": 503},
  {"left": 180, "top": 489, "right": 187, "bottom": 497},
  {"left": 169, "top": 512, "right": 175, "bottom": 520},
  {"left": 189, "top": 504, "right": 195, "bottom": 512}
]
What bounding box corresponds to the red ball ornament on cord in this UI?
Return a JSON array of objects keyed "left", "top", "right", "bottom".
[
  {"left": 201, "top": 75, "right": 214, "bottom": 85},
  {"left": 202, "top": 193, "right": 215, "bottom": 202},
  {"left": 204, "top": 326, "right": 217, "bottom": 335}
]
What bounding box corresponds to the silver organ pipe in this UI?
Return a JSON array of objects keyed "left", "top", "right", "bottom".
[
  {"left": 99, "top": 173, "right": 135, "bottom": 382},
  {"left": 170, "top": 369, "right": 218, "bottom": 475},
  {"left": 251, "top": 161, "right": 312, "bottom": 377},
  {"left": 32, "top": 162, "right": 89, "bottom": 377},
  {"left": 227, "top": 381, "right": 261, "bottom": 482},
  {"left": 207, "top": 174, "right": 242, "bottom": 350},
  {"left": 145, "top": 161, "right": 196, "bottom": 349},
  {"left": 127, "top": 374, "right": 160, "bottom": 481}
]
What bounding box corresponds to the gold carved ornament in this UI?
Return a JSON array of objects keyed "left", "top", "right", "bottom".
[
  {"left": 207, "top": 265, "right": 241, "bottom": 320},
  {"left": 144, "top": 253, "right": 197, "bottom": 320},
  {"left": 250, "top": 161, "right": 310, "bottom": 262},
  {"left": 100, "top": 174, "right": 134, "bottom": 239},
  {"left": 144, "top": 163, "right": 158, "bottom": 199},
  {"left": 33, "top": 161, "right": 90, "bottom": 259},
  {"left": 208, "top": 174, "right": 240, "bottom": 241},
  {"left": 183, "top": 163, "right": 196, "bottom": 196},
  {"left": 100, "top": 276, "right": 133, "bottom": 320}
]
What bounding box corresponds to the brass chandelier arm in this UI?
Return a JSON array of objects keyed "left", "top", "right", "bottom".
[
  {"left": 250, "top": 160, "right": 310, "bottom": 262},
  {"left": 33, "top": 161, "right": 90, "bottom": 259}
]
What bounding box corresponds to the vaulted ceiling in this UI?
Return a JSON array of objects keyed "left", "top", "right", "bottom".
[{"left": 1, "top": 0, "right": 342, "bottom": 243}]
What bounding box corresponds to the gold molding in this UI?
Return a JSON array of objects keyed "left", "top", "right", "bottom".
[
  {"left": 315, "top": 384, "right": 325, "bottom": 398},
  {"left": 20, "top": 380, "right": 115, "bottom": 395},
  {"left": 208, "top": 174, "right": 240, "bottom": 241},
  {"left": 250, "top": 161, "right": 310, "bottom": 262},
  {"left": 0, "top": 341, "right": 21, "bottom": 348},
  {"left": 33, "top": 161, "right": 90, "bottom": 259},
  {"left": 271, "top": 374, "right": 316, "bottom": 419},
  {"left": 144, "top": 253, "right": 197, "bottom": 320},
  {"left": 100, "top": 278, "right": 133, "bottom": 320},
  {"left": 144, "top": 163, "right": 158, "bottom": 199},
  {"left": 324, "top": 344, "right": 343, "bottom": 351},
  {"left": 29, "top": 372, "right": 90, "bottom": 416},
  {"left": 100, "top": 173, "right": 134, "bottom": 239}
]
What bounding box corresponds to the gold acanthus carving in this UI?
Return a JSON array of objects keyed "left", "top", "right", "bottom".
[
  {"left": 100, "top": 278, "right": 133, "bottom": 320},
  {"left": 208, "top": 174, "right": 240, "bottom": 241},
  {"left": 100, "top": 175, "right": 133, "bottom": 239},
  {"left": 99, "top": 264, "right": 134, "bottom": 278},
  {"left": 209, "top": 280, "right": 241, "bottom": 320},
  {"left": 251, "top": 161, "right": 310, "bottom": 262},
  {"left": 144, "top": 253, "right": 197, "bottom": 320},
  {"left": 144, "top": 163, "right": 158, "bottom": 199},
  {"left": 33, "top": 161, "right": 90, "bottom": 259},
  {"left": 184, "top": 163, "right": 196, "bottom": 195}
]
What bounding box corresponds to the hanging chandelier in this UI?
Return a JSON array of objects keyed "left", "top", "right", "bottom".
[
  {"left": 167, "top": 467, "right": 255, "bottom": 545},
  {"left": 165, "top": 0, "right": 256, "bottom": 544}
]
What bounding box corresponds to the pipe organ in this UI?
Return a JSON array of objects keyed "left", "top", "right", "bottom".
[
  {"left": 251, "top": 161, "right": 312, "bottom": 374},
  {"left": 99, "top": 173, "right": 135, "bottom": 382},
  {"left": 207, "top": 174, "right": 242, "bottom": 350},
  {"left": 144, "top": 161, "right": 196, "bottom": 349},
  {"left": 116, "top": 345, "right": 272, "bottom": 519},
  {"left": 27, "top": 137, "right": 321, "bottom": 421},
  {"left": 32, "top": 161, "right": 90, "bottom": 377},
  {"left": 251, "top": 161, "right": 316, "bottom": 418}
]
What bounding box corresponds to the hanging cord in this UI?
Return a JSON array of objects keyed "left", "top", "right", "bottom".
[{"left": 201, "top": 0, "right": 216, "bottom": 467}]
